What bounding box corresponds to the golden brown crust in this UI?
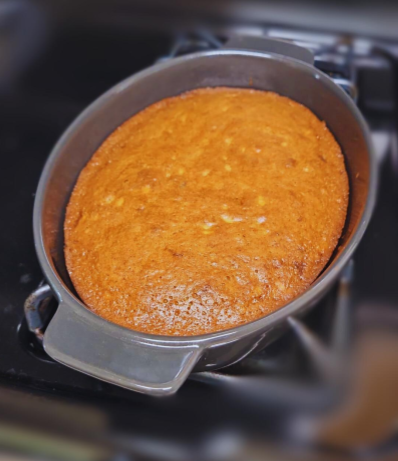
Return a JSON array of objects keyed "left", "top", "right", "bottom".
[{"left": 64, "top": 87, "right": 349, "bottom": 336}]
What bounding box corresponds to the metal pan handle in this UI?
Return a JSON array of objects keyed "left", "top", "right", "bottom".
[
  {"left": 223, "top": 35, "right": 314, "bottom": 65},
  {"left": 43, "top": 300, "right": 202, "bottom": 396},
  {"left": 26, "top": 284, "right": 202, "bottom": 396}
]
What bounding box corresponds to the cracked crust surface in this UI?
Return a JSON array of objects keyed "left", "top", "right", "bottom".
[{"left": 65, "top": 88, "right": 348, "bottom": 336}]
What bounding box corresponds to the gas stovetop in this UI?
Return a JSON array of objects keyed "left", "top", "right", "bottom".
[{"left": 1, "top": 12, "right": 397, "bottom": 460}]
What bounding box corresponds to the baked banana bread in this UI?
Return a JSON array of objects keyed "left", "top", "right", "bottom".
[{"left": 65, "top": 88, "right": 349, "bottom": 336}]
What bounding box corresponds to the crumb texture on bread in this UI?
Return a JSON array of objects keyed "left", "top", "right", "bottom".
[{"left": 65, "top": 88, "right": 349, "bottom": 336}]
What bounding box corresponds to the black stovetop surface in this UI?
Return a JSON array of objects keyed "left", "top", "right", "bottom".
[{"left": 1, "top": 11, "right": 398, "bottom": 459}]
